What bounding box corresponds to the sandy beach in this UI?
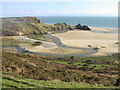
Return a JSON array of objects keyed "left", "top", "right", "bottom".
[
  {"left": 13, "top": 27, "right": 118, "bottom": 56},
  {"left": 90, "top": 27, "right": 118, "bottom": 32},
  {"left": 16, "top": 36, "right": 90, "bottom": 55},
  {"left": 52, "top": 29, "right": 118, "bottom": 56}
]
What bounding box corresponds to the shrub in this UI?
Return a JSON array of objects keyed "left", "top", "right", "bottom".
[
  {"left": 93, "top": 47, "right": 99, "bottom": 50},
  {"left": 88, "top": 45, "right": 92, "bottom": 48},
  {"left": 32, "top": 42, "right": 42, "bottom": 46}
]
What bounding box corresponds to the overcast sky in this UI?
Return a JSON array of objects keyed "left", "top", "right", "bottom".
[{"left": 1, "top": 0, "right": 119, "bottom": 17}]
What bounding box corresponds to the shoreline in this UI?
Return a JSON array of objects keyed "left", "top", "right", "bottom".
[{"left": 90, "top": 26, "right": 118, "bottom": 32}]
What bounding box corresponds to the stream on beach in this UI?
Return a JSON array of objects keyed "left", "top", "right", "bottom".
[
  {"left": 1, "top": 30, "right": 118, "bottom": 57},
  {"left": 1, "top": 34, "right": 98, "bottom": 57}
]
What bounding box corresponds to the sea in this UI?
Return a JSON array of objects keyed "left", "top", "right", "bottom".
[{"left": 38, "top": 16, "right": 118, "bottom": 28}]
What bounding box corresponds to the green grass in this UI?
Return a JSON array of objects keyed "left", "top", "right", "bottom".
[
  {"left": 84, "top": 64, "right": 112, "bottom": 70},
  {"left": 3, "top": 72, "right": 27, "bottom": 79},
  {"left": 2, "top": 78, "right": 34, "bottom": 88},
  {"left": 47, "top": 60, "right": 112, "bottom": 70},
  {"left": 73, "top": 63, "right": 85, "bottom": 65},
  {"left": 2, "top": 72, "right": 117, "bottom": 89},
  {"left": 48, "top": 60, "right": 70, "bottom": 65}
]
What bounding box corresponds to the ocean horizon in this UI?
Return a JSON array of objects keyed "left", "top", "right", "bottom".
[{"left": 38, "top": 16, "right": 118, "bottom": 28}]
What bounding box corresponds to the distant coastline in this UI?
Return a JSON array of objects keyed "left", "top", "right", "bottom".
[
  {"left": 38, "top": 16, "right": 117, "bottom": 28},
  {"left": 1, "top": 16, "right": 117, "bottom": 28}
]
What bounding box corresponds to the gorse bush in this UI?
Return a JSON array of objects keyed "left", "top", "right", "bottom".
[{"left": 32, "top": 42, "right": 42, "bottom": 46}]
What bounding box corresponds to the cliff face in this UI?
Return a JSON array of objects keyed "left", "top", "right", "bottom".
[{"left": 1, "top": 17, "right": 91, "bottom": 36}]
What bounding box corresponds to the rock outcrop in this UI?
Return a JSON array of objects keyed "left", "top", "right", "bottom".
[{"left": 75, "top": 23, "right": 91, "bottom": 30}]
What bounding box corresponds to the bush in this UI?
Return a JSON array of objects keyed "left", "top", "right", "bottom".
[
  {"left": 93, "top": 47, "right": 99, "bottom": 50},
  {"left": 32, "top": 42, "right": 42, "bottom": 46}
]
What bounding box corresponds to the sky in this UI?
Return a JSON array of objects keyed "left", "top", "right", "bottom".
[{"left": 1, "top": 0, "right": 119, "bottom": 17}]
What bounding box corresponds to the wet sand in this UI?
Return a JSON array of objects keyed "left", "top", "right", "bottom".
[{"left": 19, "top": 43, "right": 89, "bottom": 55}]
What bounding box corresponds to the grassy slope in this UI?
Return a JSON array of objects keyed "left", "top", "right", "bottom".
[
  {"left": 2, "top": 72, "right": 116, "bottom": 88},
  {"left": 1, "top": 17, "right": 76, "bottom": 36},
  {"left": 2, "top": 51, "right": 119, "bottom": 88},
  {"left": 2, "top": 17, "right": 48, "bottom": 36}
]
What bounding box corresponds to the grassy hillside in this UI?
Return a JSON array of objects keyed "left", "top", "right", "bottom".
[
  {"left": 1, "top": 17, "right": 47, "bottom": 36},
  {"left": 1, "top": 17, "right": 91, "bottom": 36},
  {"left": 3, "top": 72, "right": 112, "bottom": 88},
  {"left": 2, "top": 51, "right": 119, "bottom": 88}
]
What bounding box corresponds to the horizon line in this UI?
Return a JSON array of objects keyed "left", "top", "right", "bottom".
[{"left": 1, "top": 15, "right": 118, "bottom": 18}]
